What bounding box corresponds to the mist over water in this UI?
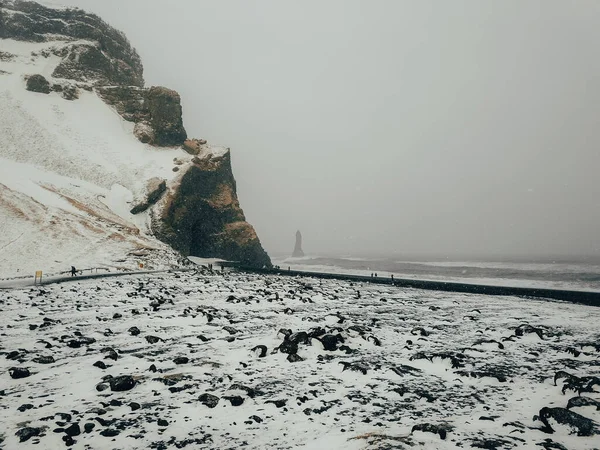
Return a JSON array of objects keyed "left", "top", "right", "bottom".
[{"left": 272, "top": 253, "right": 600, "bottom": 291}]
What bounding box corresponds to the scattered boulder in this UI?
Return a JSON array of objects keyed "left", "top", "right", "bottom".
[
  {"left": 33, "top": 355, "right": 55, "bottom": 364},
  {"left": 266, "top": 399, "right": 287, "bottom": 408},
  {"left": 145, "top": 335, "right": 162, "bottom": 344},
  {"left": 339, "top": 361, "right": 368, "bottom": 375},
  {"left": 287, "top": 353, "right": 304, "bottom": 363},
  {"left": 15, "top": 427, "right": 44, "bottom": 442},
  {"left": 278, "top": 339, "right": 298, "bottom": 355},
  {"left": 9, "top": 367, "right": 31, "bottom": 379},
  {"left": 198, "top": 393, "right": 219, "bottom": 408},
  {"left": 129, "top": 402, "right": 141, "bottom": 411},
  {"left": 515, "top": 324, "right": 544, "bottom": 339},
  {"left": 26, "top": 74, "right": 51, "bottom": 94},
  {"left": 251, "top": 345, "right": 267, "bottom": 358},
  {"left": 64, "top": 423, "right": 80, "bottom": 437},
  {"left": 224, "top": 395, "right": 244, "bottom": 406},
  {"left": 315, "top": 334, "right": 341, "bottom": 351},
  {"left": 537, "top": 407, "right": 600, "bottom": 436},
  {"left": 567, "top": 396, "right": 600, "bottom": 411},
  {"left": 93, "top": 361, "right": 108, "bottom": 370},
  {"left": 173, "top": 356, "right": 189, "bottom": 365},
  {"left": 100, "top": 429, "right": 120, "bottom": 437},
  {"left": 411, "top": 423, "right": 452, "bottom": 440},
  {"left": 109, "top": 375, "right": 136, "bottom": 392}
]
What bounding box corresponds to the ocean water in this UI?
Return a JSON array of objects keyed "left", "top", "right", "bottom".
[{"left": 271, "top": 255, "right": 600, "bottom": 291}]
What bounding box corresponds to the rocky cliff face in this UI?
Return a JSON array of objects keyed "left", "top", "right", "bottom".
[
  {"left": 154, "top": 149, "right": 271, "bottom": 268},
  {"left": 0, "top": 0, "right": 271, "bottom": 268},
  {"left": 97, "top": 85, "right": 187, "bottom": 146},
  {"left": 1, "top": 0, "right": 144, "bottom": 86}
]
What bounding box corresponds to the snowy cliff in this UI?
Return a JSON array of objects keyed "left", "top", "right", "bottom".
[{"left": 0, "top": 0, "right": 271, "bottom": 278}]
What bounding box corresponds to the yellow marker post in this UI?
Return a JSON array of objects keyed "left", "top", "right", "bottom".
[{"left": 34, "top": 271, "right": 43, "bottom": 285}]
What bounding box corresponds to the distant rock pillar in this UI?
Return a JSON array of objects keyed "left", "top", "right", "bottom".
[{"left": 292, "top": 230, "right": 304, "bottom": 257}]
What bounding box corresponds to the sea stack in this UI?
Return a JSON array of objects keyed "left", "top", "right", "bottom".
[{"left": 292, "top": 230, "right": 305, "bottom": 257}]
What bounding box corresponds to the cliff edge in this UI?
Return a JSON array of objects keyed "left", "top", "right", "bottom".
[{"left": 0, "top": 0, "right": 271, "bottom": 274}]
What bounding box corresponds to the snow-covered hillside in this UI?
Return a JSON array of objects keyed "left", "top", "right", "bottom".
[{"left": 0, "top": 36, "right": 200, "bottom": 277}]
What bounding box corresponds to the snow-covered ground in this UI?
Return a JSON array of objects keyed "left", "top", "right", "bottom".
[{"left": 1, "top": 270, "right": 599, "bottom": 449}]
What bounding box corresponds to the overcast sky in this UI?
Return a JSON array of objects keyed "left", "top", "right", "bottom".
[{"left": 47, "top": 0, "right": 600, "bottom": 259}]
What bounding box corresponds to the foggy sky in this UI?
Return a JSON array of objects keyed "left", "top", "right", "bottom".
[{"left": 45, "top": 0, "right": 600, "bottom": 259}]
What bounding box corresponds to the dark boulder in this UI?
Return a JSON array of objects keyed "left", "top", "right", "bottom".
[
  {"left": 279, "top": 339, "right": 298, "bottom": 355},
  {"left": 145, "top": 335, "right": 161, "bottom": 344},
  {"left": 109, "top": 375, "right": 136, "bottom": 392},
  {"left": 316, "top": 334, "right": 340, "bottom": 351},
  {"left": 26, "top": 74, "right": 51, "bottom": 94},
  {"left": 65, "top": 423, "right": 81, "bottom": 437},
  {"left": 198, "top": 393, "right": 219, "bottom": 408},
  {"left": 93, "top": 361, "right": 108, "bottom": 369},
  {"left": 33, "top": 355, "right": 55, "bottom": 364},
  {"left": 251, "top": 345, "right": 267, "bottom": 358},
  {"left": 567, "top": 396, "right": 600, "bottom": 410},
  {"left": 287, "top": 353, "right": 304, "bottom": 363},
  {"left": 15, "top": 427, "right": 44, "bottom": 442},
  {"left": 173, "top": 356, "right": 189, "bottom": 365},
  {"left": 95, "top": 382, "right": 109, "bottom": 392},
  {"left": 129, "top": 402, "right": 141, "bottom": 411},
  {"left": 411, "top": 423, "right": 452, "bottom": 440},
  {"left": 289, "top": 332, "right": 309, "bottom": 345},
  {"left": 224, "top": 395, "right": 244, "bottom": 406},
  {"left": 9, "top": 367, "right": 31, "bottom": 379},
  {"left": 537, "top": 407, "right": 599, "bottom": 436},
  {"left": 100, "top": 429, "right": 120, "bottom": 437}
]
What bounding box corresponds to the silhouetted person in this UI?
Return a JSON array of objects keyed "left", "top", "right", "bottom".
[{"left": 70, "top": 266, "right": 77, "bottom": 277}]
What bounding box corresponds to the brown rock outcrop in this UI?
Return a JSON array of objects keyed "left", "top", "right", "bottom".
[
  {"left": 144, "top": 87, "right": 187, "bottom": 147},
  {"left": 97, "top": 86, "right": 187, "bottom": 147},
  {"left": 154, "top": 150, "right": 271, "bottom": 268}
]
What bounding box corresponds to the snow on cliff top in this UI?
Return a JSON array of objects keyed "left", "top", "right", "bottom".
[{"left": 0, "top": 37, "right": 220, "bottom": 278}]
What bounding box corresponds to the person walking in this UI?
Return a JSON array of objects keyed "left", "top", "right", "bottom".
[{"left": 70, "top": 266, "right": 77, "bottom": 277}]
